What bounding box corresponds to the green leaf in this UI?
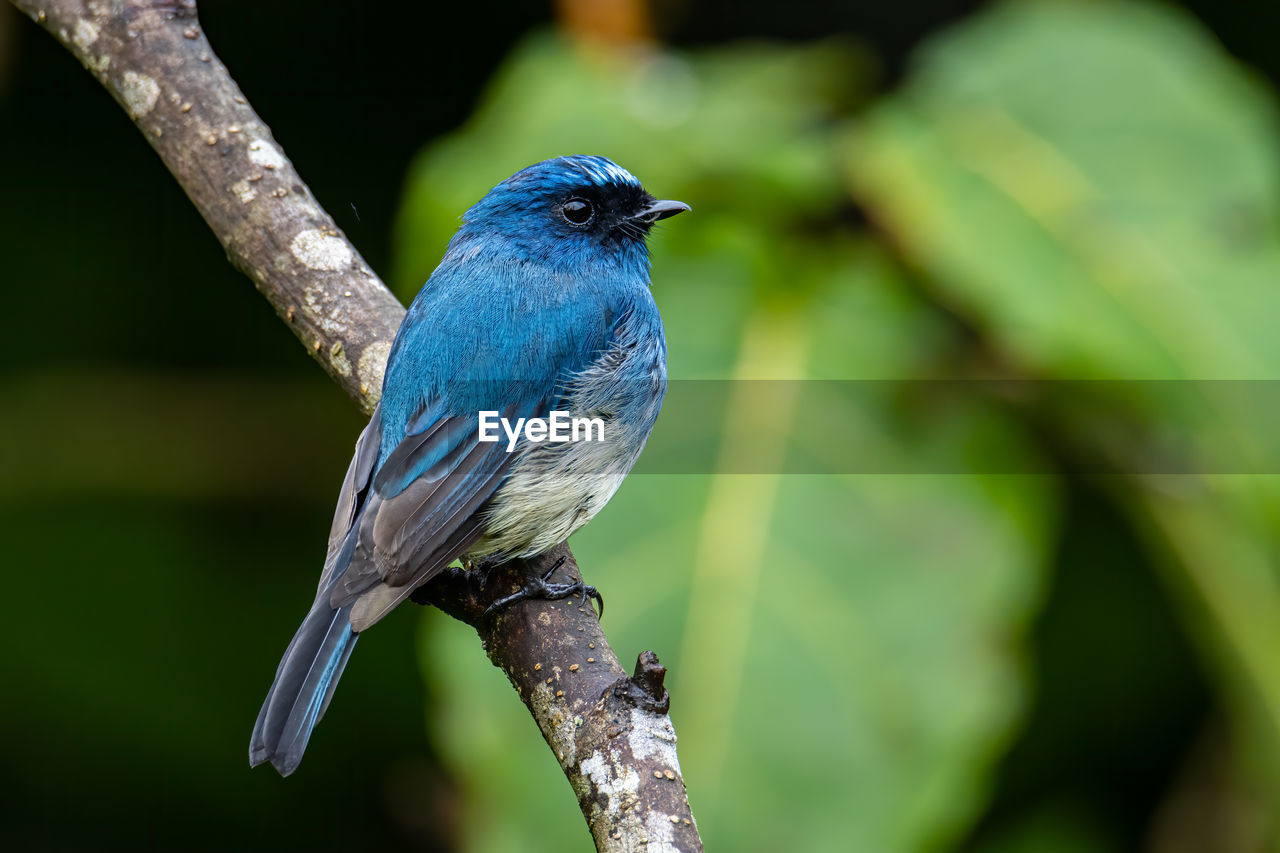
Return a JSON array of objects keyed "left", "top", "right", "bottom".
[
  {"left": 850, "top": 1, "right": 1280, "bottom": 380},
  {"left": 849, "top": 0, "right": 1280, "bottom": 790},
  {"left": 402, "top": 32, "right": 1058, "bottom": 852}
]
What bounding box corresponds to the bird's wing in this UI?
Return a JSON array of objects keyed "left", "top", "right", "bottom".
[
  {"left": 321, "top": 253, "right": 624, "bottom": 632},
  {"left": 316, "top": 407, "right": 381, "bottom": 595},
  {"left": 329, "top": 388, "right": 553, "bottom": 632}
]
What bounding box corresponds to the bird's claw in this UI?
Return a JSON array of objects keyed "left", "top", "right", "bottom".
[{"left": 485, "top": 556, "right": 604, "bottom": 619}]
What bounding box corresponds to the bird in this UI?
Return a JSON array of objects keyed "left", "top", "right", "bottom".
[{"left": 249, "top": 155, "right": 688, "bottom": 776}]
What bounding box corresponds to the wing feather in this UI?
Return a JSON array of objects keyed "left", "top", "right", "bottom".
[
  {"left": 317, "top": 407, "right": 381, "bottom": 593},
  {"left": 329, "top": 400, "right": 542, "bottom": 625}
]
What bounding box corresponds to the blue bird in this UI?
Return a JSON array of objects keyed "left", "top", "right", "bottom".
[{"left": 249, "top": 155, "right": 687, "bottom": 776}]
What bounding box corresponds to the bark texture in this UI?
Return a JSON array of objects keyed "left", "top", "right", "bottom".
[
  {"left": 11, "top": 1, "right": 701, "bottom": 850},
  {"left": 421, "top": 546, "right": 702, "bottom": 852}
]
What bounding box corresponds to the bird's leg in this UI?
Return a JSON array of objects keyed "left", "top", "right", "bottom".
[
  {"left": 484, "top": 555, "right": 604, "bottom": 619},
  {"left": 410, "top": 557, "right": 482, "bottom": 606}
]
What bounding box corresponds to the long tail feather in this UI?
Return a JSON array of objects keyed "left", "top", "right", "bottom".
[{"left": 249, "top": 596, "right": 358, "bottom": 776}]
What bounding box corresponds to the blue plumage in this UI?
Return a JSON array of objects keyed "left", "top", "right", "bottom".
[{"left": 250, "top": 155, "right": 686, "bottom": 776}]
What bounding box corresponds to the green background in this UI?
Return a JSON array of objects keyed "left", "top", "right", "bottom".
[{"left": 2, "top": 1, "right": 1279, "bottom": 850}]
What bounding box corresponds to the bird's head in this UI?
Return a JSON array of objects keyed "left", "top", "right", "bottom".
[{"left": 453, "top": 155, "right": 689, "bottom": 267}]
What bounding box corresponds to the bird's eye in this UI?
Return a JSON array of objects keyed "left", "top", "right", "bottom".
[{"left": 561, "top": 198, "right": 594, "bottom": 226}]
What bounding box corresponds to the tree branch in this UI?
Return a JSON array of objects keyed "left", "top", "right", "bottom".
[
  {"left": 11, "top": 1, "right": 701, "bottom": 849},
  {"left": 420, "top": 548, "right": 702, "bottom": 852}
]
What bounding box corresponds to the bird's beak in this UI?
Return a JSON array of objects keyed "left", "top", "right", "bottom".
[{"left": 633, "top": 199, "right": 691, "bottom": 224}]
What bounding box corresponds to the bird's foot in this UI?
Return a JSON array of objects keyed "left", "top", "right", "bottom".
[
  {"left": 410, "top": 559, "right": 483, "bottom": 606},
  {"left": 484, "top": 556, "right": 604, "bottom": 619}
]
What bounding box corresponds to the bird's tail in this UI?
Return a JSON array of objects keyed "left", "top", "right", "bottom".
[{"left": 249, "top": 593, "right": 358, "bottom": 776}]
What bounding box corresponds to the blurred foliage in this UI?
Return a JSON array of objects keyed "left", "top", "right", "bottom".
[
  {"left": 394, "top": 1, "right": 1280, "bottom": 851},
  {"left": 4, "top": 0, "right": 1280, "bottom": 850},
  {"left": 853, "top": 1, "right": 1280, "bottom": 380},
  {"left": 398, "top": 31, "right": 1054, "bottom": 853},
  {"left": 851, "top": 0, "right": 1280, "bottom": 824}
]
